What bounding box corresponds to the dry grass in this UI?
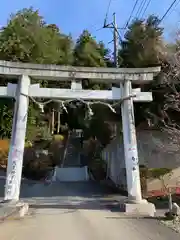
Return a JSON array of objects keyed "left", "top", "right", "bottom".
[
  {"left": 0, "top": 139, "right": 9, "bottom": 168},
  {"left": 0, "top": 139, "right": 9, "bottom": 150}
]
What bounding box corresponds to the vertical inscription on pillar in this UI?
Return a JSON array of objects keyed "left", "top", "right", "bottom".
[
  {"left": 128, "top": 146, "right": 139, "bottom": 170},
  {"left": 6, "top": 157, "right": 17, "bottom": 197},
  {"left": 128, "top": 103, "right": 136, "bottom": 145}
]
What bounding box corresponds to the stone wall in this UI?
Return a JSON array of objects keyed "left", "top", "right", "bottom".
[
  {"left": 102, "top": 129, "right": 180, "bottom": 191},
  {"left": 136, "top": 130, "right": 180, "bottom": 169}
]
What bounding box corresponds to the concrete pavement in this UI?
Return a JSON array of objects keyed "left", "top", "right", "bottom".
[{"left": 0, "top": 181, "right": 179, "bottom": 239}]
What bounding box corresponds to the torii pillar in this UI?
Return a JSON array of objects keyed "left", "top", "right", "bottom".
[
  {"left": 4, "top": 75, "right": 30, "bottom": 202},
  {"left": 120, "top": 79, "right": 155, "bottom": 215},
  {"left": 121, "top": 80, "right": 143, "bottom": 201}
]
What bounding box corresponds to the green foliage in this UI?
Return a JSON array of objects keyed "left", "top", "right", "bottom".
[
  {"left": 119, "top": 15, "right": 164, "bottom": 68},
  {"left": 0, "top": 7, "right": 73, "bottom": 65},
  {"left": 0, "top": 100, "right": 13, "bottom": 138},
  {"left": 118, "top": 14, "right": 180, "bottom": 131},
  {"left": 0, "top": 7, "right": 74, "bottom": 139},
  {"left": 73, "top": 30, "right": 107, "bottom": 67},
  {"left": 73, "top": 30, "right": 111, "bottom": 90}
]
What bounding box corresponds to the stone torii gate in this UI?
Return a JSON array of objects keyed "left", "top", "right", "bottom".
[{"left": 0, "top": 61, "right": 160, "bottom": 214}]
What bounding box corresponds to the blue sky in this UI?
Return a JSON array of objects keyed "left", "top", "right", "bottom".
[{"left": 0, "top": 0, "right": 180, "bottom": 48}]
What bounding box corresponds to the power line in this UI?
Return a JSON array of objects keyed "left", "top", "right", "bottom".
[
  {"left": 104, "top": 0, "right": 113, "bottom": 27},
  {"left": 124, "top": 0, "right": 140, "bottom": 29},
  {"left": 136, "top": 0, "right": 148, "bottom": 18},
  {"left": 135, "top": 0, "right": 146, "bottom": 18},
  {"left": 104, "top": 19, "right": 123, "bottom": 44},
  {"left": 102, "top": 1, "right": 123, "bottom": 44},
  {"left": 160, "top": 0, "right": 180, "bottom": 23},
  {"left": 173, "top": 0, "right": 180, "bottom": 10},
  {"left": 140, "top": 0, "right": 152, "bottom": 18}
]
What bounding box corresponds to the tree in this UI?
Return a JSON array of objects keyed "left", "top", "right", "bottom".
[
  {"left": 73, "top": 30, "right": 107, "bottom": 67},
  {"left": 119, "top": 15, "right": 180, "bottom": 132},
  {"left": 119, "top": 15, "right": 164, "bottom": 68},
  {"left": 98, "top": 41, "right": 113, "bottom": 67},
  {"left": 0, "top": 7, "right": 74, "bottom": 139},
  {"left": 142, "top": 40, "right": 180, "bottom": 133},
  {"left": 0, "top": 7, "right": 73, "bottom": 65},
  {"left": 73, "top": 30, "right": 111, "bottom": 90}
]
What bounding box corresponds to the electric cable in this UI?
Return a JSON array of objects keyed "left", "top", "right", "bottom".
[
  {"left": 160, "top": 0, "right": 180, "bottom": 23},
  {"left": 140, "top": 0, "right": 152, "bottom": 18},
  {"left": 124, "top": 0, "right": 140, "bottom": 29}
]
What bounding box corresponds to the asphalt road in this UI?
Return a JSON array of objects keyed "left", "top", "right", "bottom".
[{"left": 0, "top": 180, "right": 179, "bottom": 240}]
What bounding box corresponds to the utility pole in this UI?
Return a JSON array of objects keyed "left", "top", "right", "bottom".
[
  {"left": 104, "top": 13, "right": 143, "bottom": 202},
  {"left": 113, "top": 13, "right": 119, "bottom": 68},
  {"left": 104, "top": 12, "right": 119, "bottom": 68}
]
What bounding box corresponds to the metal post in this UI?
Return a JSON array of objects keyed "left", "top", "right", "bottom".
[
  {"left": 57, "top": 110, "right": 61, "bottom": 134},
  {"left": 51, "top": 109, "right": 55, "bottom": 134},
  {"left": 4, "top": 75, "right": 30, "bottom": 201},
  {"left": 121, "top": 80, "right": 143, "bottom": 202}
]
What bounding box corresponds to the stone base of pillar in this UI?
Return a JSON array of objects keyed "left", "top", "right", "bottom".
[
  {"left": 0, "top": 200, "right": 29, "bottom": 220},
  {"left": 120, "top": 199, "right": 156, "bottom": 217}
]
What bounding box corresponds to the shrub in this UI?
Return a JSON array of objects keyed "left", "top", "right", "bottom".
[{"left": 148, "top": 168, "right": 172, "bottom": 179}]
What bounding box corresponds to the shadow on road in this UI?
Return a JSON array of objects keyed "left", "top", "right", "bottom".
[
  {"left": 0, "top": 180, "right": 126, "bottom": 212},
  {"left": 29, "top": 198, "right": 122, "bottom": 212}
]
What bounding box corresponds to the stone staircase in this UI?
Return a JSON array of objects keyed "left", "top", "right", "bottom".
[
  {"left": 52, "top": 131, "right": 89, "bottom": 182},
  {"left": 62, "top": 134, "right": 81, "bottom": 167}
]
